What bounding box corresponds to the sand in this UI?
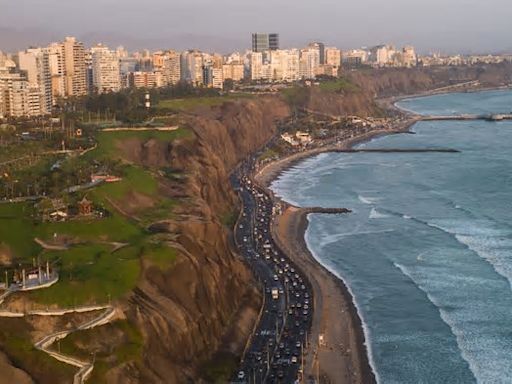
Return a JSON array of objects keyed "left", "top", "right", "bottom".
[{"left": 253, "top": 123, "right": 417, "bottom": 383}]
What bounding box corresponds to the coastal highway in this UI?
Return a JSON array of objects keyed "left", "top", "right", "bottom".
[{"left": 230, "top": 161, "right": 314, "bottom": 384}]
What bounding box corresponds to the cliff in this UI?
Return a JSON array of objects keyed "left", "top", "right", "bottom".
[
  {"left": 110, "top": 97, "right": 290, "bottom": 383},
  {"left": 298, "top": 63, "right": 512, "bottom": 117}
]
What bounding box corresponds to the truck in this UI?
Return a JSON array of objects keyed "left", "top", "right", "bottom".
[{"left": 271, "top": 288, "right": 279, "bottom": 300}]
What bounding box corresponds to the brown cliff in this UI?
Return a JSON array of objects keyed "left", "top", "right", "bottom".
[{"left": 111, "top": 97, "right": 290, "bottom": 383}]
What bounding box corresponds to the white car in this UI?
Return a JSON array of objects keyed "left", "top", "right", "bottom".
[
  {"left": 238, "top": 370, "right": 245, "bottom": 379},
  {"left": 291, "top": 356, "right": 298, "bottom": 364}
]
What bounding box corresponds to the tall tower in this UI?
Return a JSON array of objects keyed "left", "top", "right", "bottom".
[
  {"left": 61, "top": 37, "right": 87, "bottom": 96},
  {"left": 252, "top": 33, "right": 279, "bottom": 52}
]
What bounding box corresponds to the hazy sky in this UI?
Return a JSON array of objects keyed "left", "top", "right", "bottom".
[{"left": 0, "top": 0, "right": 510, "bottom": 53}]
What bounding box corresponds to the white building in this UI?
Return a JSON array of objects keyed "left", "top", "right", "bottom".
[
  {"left": 18, "top": 48, "right": 52, "bottom": 114},
  {"left": 251, "top": 51, "right": 264, "bottom": 81},
  {"left": 91, "top": 44, "right": 121, "bottom": 93},
  {"left": 299, "top": 48, "right": 320, "bottom": 79},
  {"left": 0, "top": 70, "right": 43, "bottom": 118},
  {"left": 180, "top": 50, "right": 206, "bottom": 86},
  {"left": 162, "top": 50, "right": 181, "bottom": 86}
]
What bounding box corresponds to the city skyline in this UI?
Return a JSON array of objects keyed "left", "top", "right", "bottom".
[{"left": 1, "top": 0, "right": 511, "bottom": 54}]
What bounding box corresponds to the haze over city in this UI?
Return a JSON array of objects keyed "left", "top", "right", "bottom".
[{"left": 1, "top": 0, "right": 510, "bottom": 53}]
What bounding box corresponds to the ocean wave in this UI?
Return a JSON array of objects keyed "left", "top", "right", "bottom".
[
  {"left": 317, "top": 228, "right": 395, "bottom": 248},
  {"left": 304, "top": 224, "right": 382, "bottom": 384},
  {"left": 393, "top": 262, "right": 479, "bottom": 383},
  {"left": 358, "top": 195, "right": 381, "bottom": 205},
  {"left": 369, "top": 208, "right": 390, "bottom": 219}
]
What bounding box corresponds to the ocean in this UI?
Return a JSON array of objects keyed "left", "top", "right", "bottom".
[{"left": 270, "top": 90, "right": 512, "bottom": 384}]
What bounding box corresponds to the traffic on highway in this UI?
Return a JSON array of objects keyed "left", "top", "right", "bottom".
[{"left": 230, "top": 160, "right": 314, "bottom": 384}]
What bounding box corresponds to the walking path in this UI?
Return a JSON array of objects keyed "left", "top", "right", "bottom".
[{"left": 0, "top": 279, "right": 116, "bottom": 383}]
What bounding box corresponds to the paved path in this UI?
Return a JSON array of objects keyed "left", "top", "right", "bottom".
[{"left": 0, "top": 280, "right": 115, "bottom": 383}]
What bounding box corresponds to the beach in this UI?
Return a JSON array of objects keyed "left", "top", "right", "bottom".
[{"left": 252, "top": 119, "right": 418, "bottom": 383}]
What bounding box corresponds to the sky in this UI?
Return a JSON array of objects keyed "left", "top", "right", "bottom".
[{"left": 0, "top": 0, "right": 510, "bottom": 54}]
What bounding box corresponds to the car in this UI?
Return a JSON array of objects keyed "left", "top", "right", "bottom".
[
  {"left": 291, "top": 356, "right": 298, "bottom": 364},
  {"left": 273, "top": 275, "right": 278, "bottom": 281},
  {"left": 296, "top": 341, "right": 301, "bottom": 348},
  {"left": 277, "top": 371, "right": 284, "bottom": 379},
  {"left": 237, "top": 371, "right": 245, "bottom": 379}
]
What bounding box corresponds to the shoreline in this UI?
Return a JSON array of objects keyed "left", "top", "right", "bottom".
[
  {"left": 254, "top": 123, "right": 417, "bottom": 383},
  {"left": 250, "top": 85, "right": 511, "bottom": 382}
]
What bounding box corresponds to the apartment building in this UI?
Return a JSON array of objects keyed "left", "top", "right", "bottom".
[
  {"left": 62, "top": 37, "right": 87, "bottom": 96},
  {"left": 18, "top": 48, "right": 52, "bottom": 113},
  {"left": 91, "top": 44, "right": 121, "bottom": 93}
]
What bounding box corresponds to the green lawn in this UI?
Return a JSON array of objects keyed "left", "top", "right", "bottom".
[
  {"left": 157, "top": 94, "right": 253, "bottom": 111},
  {"left": 0, "top": 125, "right": 187, "bottom": 306},
  {"left": 0, "top": 203, "right": 41, "bottom": 261},
  {"left": 90, "top": 128, "right": 193, "bottom": 160},
  {"left": 28, "top": 244, "right": 140, "bottom": 306},
  {"left": 93, "top": 165, "right": 158, "bottom": 201},
  {"left": 318, "top": 78, "right": 360, "bottom": 93}
]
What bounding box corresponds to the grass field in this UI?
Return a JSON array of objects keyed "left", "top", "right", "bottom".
[
  {"left": 0, "top": 126, "right": 185, "bottom": 306},
  {"left": 28, "top": 244, "right": 140, "bottom": 306},
  {"left": 318, "top": 78, "right": 360, "bottom": 93},
  {"left": 157, "top": 94, "right": 253, "bottom": 111},
  {"left": 90, "top": 128, "right": 193, "bottom": 160}
]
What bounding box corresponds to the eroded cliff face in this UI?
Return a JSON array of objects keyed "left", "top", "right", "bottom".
[
  {"left": 0, "top": 352, "right": 34, "bottom": 384},
  {"left": 347, "top": 63, "right": 512, "bottom": 98},
  {"left": 295, "top": 64, "right": 512, "bottom": 118},
  {"left": 112, "top": 97, "right": 290, "bottom": 383}
]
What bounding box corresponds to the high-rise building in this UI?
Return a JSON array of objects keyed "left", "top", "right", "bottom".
[
  {"left": 325, "top": 47, "right": 341, "bottom": 68},
  {"left": 18, "top": 48, "right": 52, "bottom": 113},
  {"left": 0, "top": 70, "right": 43, "bottom": 117},
  {"left": 299, "top": 48, "right": 320, "bottom": 79},
  {"left": 47, "top": 42, "right": 65, "bottom": 101},
  {"left": 343, "top": 49, "right": 368, "bottom": 68},
  {"left": 180, "top": 50, "right": 205, "bottom": 86},
  {"left": 402, "top": 46, "right": 417, "bottom": 67},
  {"left": 61, "top": 37, "right": 87, "bottom": 96},
  {"left": 269, "top": 49, "right": 300, "bottom": 81},
  {"left": 202, "top": 63, "right": 224, "bottom": 89},
  {"left": 308, "top": 42, "right": 325, "bottom": 64},
  {"left": 91, "top": 44, "right": 121, "bottom": 93},
  {"left": 250, "top": 51, "right": 264, "bottom": 80},
  {"left": 222, "top": 63, "right": 245, "bottom": 82},
  {"left": 162, "top": 50, "right": 181, "bottom": 86},
  {"left": 129, "top": 71, "right": 163, "bottom": 88},
  {"left": 252, "top": 33, "right": 279, "bottom": 52}
]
